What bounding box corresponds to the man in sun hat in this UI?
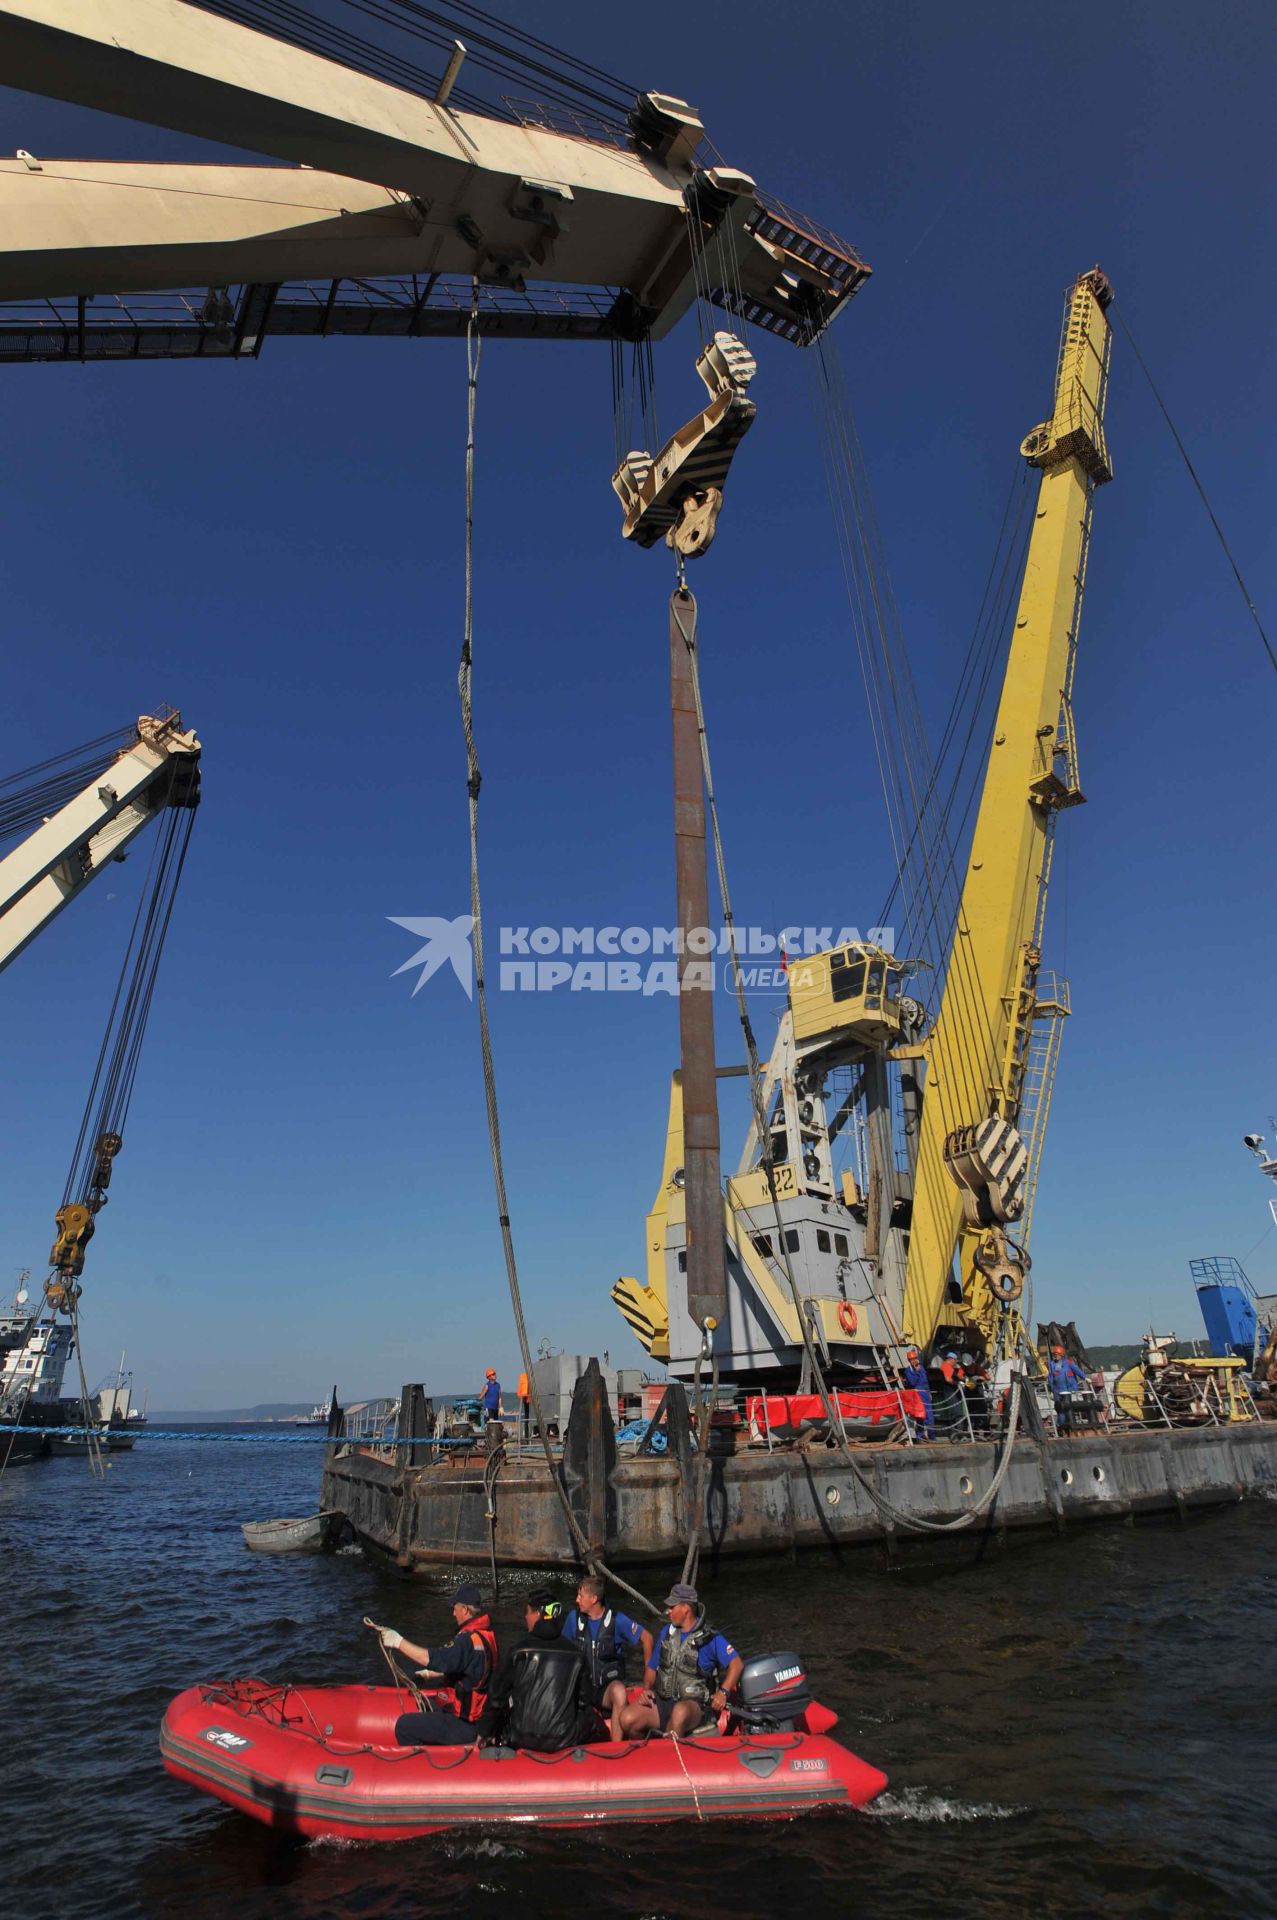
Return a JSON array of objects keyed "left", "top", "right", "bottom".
[{"left": 616, "top": 1582, "right": 743, "bottom": 1740}]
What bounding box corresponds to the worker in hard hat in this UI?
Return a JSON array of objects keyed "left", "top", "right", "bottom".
[
  {"left": 933, "top": 1350, "right": 966, "bottom": 1438},
  {"left": 480, "top": 1368, "right": 502, "bottom": 1423},
  {"left": 900, "top": 1346, "right": 935, "bottom": 1439},
  {"left": 1047, "top": 1343, "right": 1087, "bottom": 1435}
]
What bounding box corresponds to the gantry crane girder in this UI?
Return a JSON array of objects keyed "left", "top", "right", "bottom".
[{"left": 0, "top": 0, "right": 869, "bottom": 360}]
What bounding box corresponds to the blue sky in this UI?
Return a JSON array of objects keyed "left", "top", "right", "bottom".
[{"left": 0, "top": 1, "right": 1273, "bottom": 1407}]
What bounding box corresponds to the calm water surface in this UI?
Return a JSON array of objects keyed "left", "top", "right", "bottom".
[{"left": 2, "top": 1429, "right": 1273, "bottom": 1919}]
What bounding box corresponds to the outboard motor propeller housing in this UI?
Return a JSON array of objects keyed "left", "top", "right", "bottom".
[{"left": 734, "top": 1652, "right": 813, "bottom": 1730}]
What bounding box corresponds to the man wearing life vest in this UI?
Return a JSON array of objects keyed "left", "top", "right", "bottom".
[
  {"left": 617, "top": 1582, "right": 744, "bottom": 1740},
  {"left": 561, "top": 1573, "right": 653, "bottom": 1741},
  {"left": 376, "top": 1583, "right": 498, "bottom": 1746},
  {"left": 474, "top": 1592, "right": 595, "bottom": 1753}
]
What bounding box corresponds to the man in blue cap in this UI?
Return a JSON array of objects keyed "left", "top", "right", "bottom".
[
  {"left": 617, "top": 1582, "right": 743, "bottom": 1740},
  {"left": 371, "top": 1584, "right": 498, "bottom": 1746}
]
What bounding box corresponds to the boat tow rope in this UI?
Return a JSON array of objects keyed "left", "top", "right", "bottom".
[
  {"left": 67, "top": 1294, "right": 106, "bottom": 1480},
  {"left": 680, "top": 1331, "right": 718, "bottom": 1589},
  {"left": 454, "top": 289, "right": 662, "bottom": 1618},
  {"left": 669, "top": 1730, "right": 706, "bottom": 1822},
  {"left": 674, "top": 588, "right": 1024, "bottom": 1534}
]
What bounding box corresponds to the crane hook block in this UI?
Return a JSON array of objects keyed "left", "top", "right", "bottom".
[
  {"left": 50, "top": 1201, "right": 95, "bottom": 1279},
  {"left": 943, "top": 1117, "right": 1027, "bottom": 1227},
  {"left": 611, "top": 331, "right": 757, "bottom": 558}
]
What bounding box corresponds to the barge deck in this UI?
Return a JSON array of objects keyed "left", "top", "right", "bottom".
[{"left": 320, "top": 1369, "right": 1277, "bottom": 1572}]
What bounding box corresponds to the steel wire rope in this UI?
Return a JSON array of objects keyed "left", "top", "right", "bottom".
[
  {"left": 679, "top": 1335, "right": 719, "bottom": 1589},
  {"left": 0, "top": 728, "right": 137, "bottom": 843},
  {"left": 200, "top": 0, "right": 503, "bottom": 117},
  {"left": 359, "top": 0, "right": 634, "bottom": 111},
  {"left": 198, "top": 0, "right": 634, "bottom": 122},
  {"left": 816, "top": 338, "right": 1003, "bottom": 1100},
  {"left": 671, "top": 590, "right": 1023, "bottom": 1532},
  {"left": 804, "top": 365, "right": 989, "bottom": 1322},
  {"left": 875, "top": 465, "right": 1031, "bottom": 938},
  {"left": 59, "top": 816, "right": 169, "bottom": 1203},
  {"left": 816, "top": 336, "right": 1001, "bottom": 1041},
  {"left": 0, "top": 724, "right": 132, "bottom": 793},
  {"left": 453, "top": 291, "right": 661, "bottom": 1619},
  {"left": 1112, "top": 302, "right": 1276, "bottom": 680},
  {"left": 903, "top": 504, "right": 1035, "bottom": 1002},
  {"left": 61, "top": 807, "right": 196, "bottom": 1209},
  {"left": 411, "top": 0, "right": 636, "bottom": 99},
  {"left": 809, "top": 345, "right": 956, "bottom": 1008},
  {"left": 805, "top": 357, "right": 909, "bottom": 908},
  {"left": 807, "top": 345, "right": 994, "bottom": 1152},
  {"left": 66, "top": 1293, "right": 106, "bottom": 1479},
  {"left": 880, "top": 491, "right": 1036, "bottom": 1189}
]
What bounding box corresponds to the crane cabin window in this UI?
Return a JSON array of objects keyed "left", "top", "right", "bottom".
[
  {"left": 816, "top": 1229, "right": 832, "bottom": 1253},
  {"left": 831, "top": 953, "right": 866, "bottom": 1002},
  {"left": 834, "top": 1232, "right": 850, "bottom": 1257}
]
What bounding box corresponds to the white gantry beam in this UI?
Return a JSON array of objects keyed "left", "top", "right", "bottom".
[
  {"left": 0, "top": 0, "right": 869, "bottom": 342},
  {"left": 0, "top": 713, "right": 200, "bottom": 974},
  {"left": 0, "top": 1, "right": 688, "bottom": 310}
]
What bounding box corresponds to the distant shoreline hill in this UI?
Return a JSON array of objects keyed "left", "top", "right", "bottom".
[
  {"left": 1085, "top": 1345, "right": 1142, "bottom": 1370},
  {"left": 150, "top": 1396, "right": 468, "bottom": 1423},
  {"left": 150, "top": 1402, "right": 346, "bottom": 1424}
]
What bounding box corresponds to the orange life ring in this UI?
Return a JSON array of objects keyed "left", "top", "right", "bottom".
[{"left": 837, "top": 1301, "right": 859, "bottom": 1337}]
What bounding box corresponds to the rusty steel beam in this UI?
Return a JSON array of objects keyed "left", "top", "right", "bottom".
[{"left": 669, "top": 586, "right": 727, "bottom": 1333}]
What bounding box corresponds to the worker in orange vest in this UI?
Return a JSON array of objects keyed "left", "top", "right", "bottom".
[{"left": 516, "top": 1370, "right": 530, "bottom": 1441}]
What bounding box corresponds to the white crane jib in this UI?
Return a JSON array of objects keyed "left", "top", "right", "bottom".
[
  {"left": 0, "top": 0, "right": 868, "bottom": 356},
  {"left": 0, "top": 709, "right": 200, "bottom": 972}
]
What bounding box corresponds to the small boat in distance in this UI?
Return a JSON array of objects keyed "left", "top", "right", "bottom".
[{"left": 241, "top": 1512, "right": 345, "bottom": 1555}]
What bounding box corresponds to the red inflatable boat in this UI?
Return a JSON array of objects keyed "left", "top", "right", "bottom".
[{"left": 161, "top": 1668, "right": 886, "bottom": 1842}]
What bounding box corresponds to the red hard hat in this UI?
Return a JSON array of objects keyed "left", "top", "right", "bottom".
[
  {"left": 485, "top": 1368, "right": 497, "bottom": 1378},
  {"left": 1052, "top": 1345, "right": 1065, "bottom": 1356}
]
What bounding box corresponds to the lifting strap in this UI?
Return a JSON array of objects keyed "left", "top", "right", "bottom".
[{"left": 453, "top": 286, "right": 659, "bottom": 1617}]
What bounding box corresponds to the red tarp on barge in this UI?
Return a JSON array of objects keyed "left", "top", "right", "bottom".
[{"left": 746, "top": 1389, "right": 925, "bottom": 1436}]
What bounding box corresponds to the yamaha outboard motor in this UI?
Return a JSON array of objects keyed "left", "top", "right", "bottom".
[{"left": 733, "top": 1653, "right": 814, "bottom": 1731}]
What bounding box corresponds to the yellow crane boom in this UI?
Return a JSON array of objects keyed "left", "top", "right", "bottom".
[{"left": 903, "top": 268, "right": 1114, "bottom": 1353}]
